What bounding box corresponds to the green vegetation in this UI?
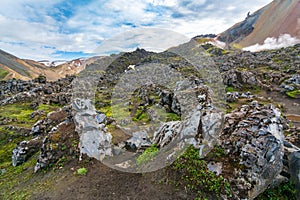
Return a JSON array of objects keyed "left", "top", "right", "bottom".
[
  {"left": 0, "top": 103, "right": 35, "bottom": 126},
  {"left": 37, "top": 103, "right": 60, "bottom": 113},
  {"left": 207, "top": 146, "right": 225, "bottom": 158},
  {"left": 77, "top": 167, "right": 87, "bottom": 176},
  {"left": 286, "top": 90, "right": 300, "bottom": 98},
  {"left": 166, "top": 112, "right": 181, "bottom": 121},
  {"left": 0, "top": 103, "right": 60, "bottom": 128},
  {"left": 194, "top": 38, "right": 211, "bottom": 44},
  {"left": 136, "top": 144, "right": 159, "bottom": 165},
  {"left": 172, "top": 146, "right": 231, "bottom": 199},
  {"left": 0, "top": 141, "right": 17, "bottom": 163},
  {"left": 225, "top": 86, "right": 234, "bottom": 93},
  {"left": 177, "top": 65, "right": 202, "bottom": 78},
  {"left": 256, "top": 181, "right": 296, "bottom": 200},
  {"left": 0, "top": 151, "right": 38, "bottom": 200},
  {"left": 206, "top": 46, "right": 229, "bottom": 57},
  {"left": 99, "top": 105, "right": 112, "bottom": 117},
  {"left": 231, "top": 43, "right": 243, "bottom": 50},
  {"left": 132, "top": 112, "right": 150, "bottom": 122},
  {"left": 0, "top": 102, "right": 65, "bottom": 199},
  {"left": 0, "top": 68, "right": 9, "bottom": 80}
]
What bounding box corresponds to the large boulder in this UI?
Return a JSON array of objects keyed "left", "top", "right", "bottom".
[
  {"left": 288, "top": 151, "right": 300, "bottom": 200},
  {"left": 219, "top": 102, "right": 285, "bottom": 199},
  {"left": 73, "top": 98, "right": 112, "bottom": 161},
  {"left": 222, "top": 69, "right": 260, "bottom": 88}
]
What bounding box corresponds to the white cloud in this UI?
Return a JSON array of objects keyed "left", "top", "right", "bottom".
[
  {"left": 94, "top": 28, "right": 190, "bottom": 55},
  {"left": 226, "top": 6, "right": 236, "bottom": 11},
  {"left": 243, "top": 34, "right": 300, "bottom": 52},
  {"left": 151, "top": 0, "right": 178, "bottom": 7},
  {"left": 0, "top": 0, "right": 273, "bottom": 60}
]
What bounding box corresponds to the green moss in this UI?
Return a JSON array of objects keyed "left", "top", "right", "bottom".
[
  {"left": 37, "top": 104, "right": 60, "bottom": 113},
  {"left": 77, "top": 167, "right": 87, "bottom": 176},
  {"left": 166, "top": 112, "right": 181, "bottom": 121},
  {"left": 0, "top": 152, "right": 38, "bottom": 200},
  {"left": 172, "top": 146, "right": 231, "bottom": 198},
  {"left": 136, "top": 144, "right": 159, "bottom": 165},
  {"left": 286, "top": 90, "right": 300, "bottom": 98},
  {"left": 225, "top": 86, "right": 234, "bottom": 93},
  {"left": 0, "top": 103, "right": 36, "bottom": 128},
  {"left": 255, "top": 181, "right": 296, "bottom": 200},
  {"left": 207, "top": 146, "right": 225, "bottom": 158},
  {"left": 177, "top": 65, "right": 202, "bottom": 78},
  {"left": 0, "top": 68, "right": 9, "bottom": 80},
  {"left": 132, "top": 111, "right": 150, "bottom": 122},
  {"left": 0, "top": 142, "right": 16, "bottom": 163},
  {"left": 99, "top": 105, "right": 112, "bottom": 117}
]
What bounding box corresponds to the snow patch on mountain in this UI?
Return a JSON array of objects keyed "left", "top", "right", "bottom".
[{"left": 39, "top": 60, "right": 67, "bottom": 67}]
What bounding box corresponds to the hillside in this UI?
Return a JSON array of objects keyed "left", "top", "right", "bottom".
[
  {"left": 0, "top": 44, "right": 299, "bottom": 199},
  {"left": 0, "top": 49, "right": 87, "bottom": 81},
  {"left": 218, "top": 0, "right": 300, "bottom": 48}
]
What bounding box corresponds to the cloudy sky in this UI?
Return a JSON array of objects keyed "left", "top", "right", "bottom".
[{"left": 0, "top": 0, "right": 272, "bottom": 60}]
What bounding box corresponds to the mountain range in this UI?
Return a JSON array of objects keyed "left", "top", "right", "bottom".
[{"left": 0, "top": 0, "right": 299, "bottom": 81}]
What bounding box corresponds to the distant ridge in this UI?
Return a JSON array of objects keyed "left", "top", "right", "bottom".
[{"left": 0, "top": 49, "right": 88, "bottom": 81}]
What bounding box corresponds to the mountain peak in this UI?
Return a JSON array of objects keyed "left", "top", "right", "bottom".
[{"left": 219, "top": 0, "right": 300, "bottom": 49}]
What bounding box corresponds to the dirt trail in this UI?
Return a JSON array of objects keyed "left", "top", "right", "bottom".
[
  {"left": 31, "top": 160, "right": 193, "bottom": 200},
  {"left": 262, "top": 91, "right": 300, "bottom": 126}
]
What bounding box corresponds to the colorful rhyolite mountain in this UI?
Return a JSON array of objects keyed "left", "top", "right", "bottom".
[
  {"left": 0, "top": 49, "right": 91, "bottom": 81},
  {"left": 218, "top": 0, "right": 300, "bottom": 49}
]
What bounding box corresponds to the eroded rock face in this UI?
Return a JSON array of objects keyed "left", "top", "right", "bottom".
[
  {"left": 12, "top": 139, "right": 42, "bottom": 166},
  {"left": 125, "top": 131, "right": 152, "bottom": 150},
  {"left": 288, "top": 151, "right": 300, "bottom": 200},
  {"left": 73, "top": 98, "right": 112, "bottom": 161},
  {"left": 33, "top": 106, "right": 77, "bottom": 172},
  {"left": 152, "top": 107, "right": 224, "bottom": 160},
  {"left": 0, "top": 76, "right": 74, "bottom": 106},
  {"left": 34, "top": 137, "right": 52, "bottom": 172},
  {"left": 226, "top": 91, "right": 254, "bottom": 103},
  {"left": 10, "top": 104, "right": 77, "bottom": 172},
  {"left": 222, "top": 69, "right": 260, "bottom": 88},
  {"left": 281, "top": 74, "right": 300, "bottom": 93},
  {"left": 219, "top": 102, "right": 285, "bottom": 199}
]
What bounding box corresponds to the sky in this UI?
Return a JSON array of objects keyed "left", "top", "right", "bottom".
[{"left": 0, "top": 0, "right": 273, "bottom": 61}]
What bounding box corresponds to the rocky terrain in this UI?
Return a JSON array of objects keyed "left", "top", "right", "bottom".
[{"left": 0, "top": 43, "right": 299, "bottom": 200}]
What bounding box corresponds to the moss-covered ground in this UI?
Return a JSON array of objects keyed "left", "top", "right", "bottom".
[{"left": 0, "top": 102, "right": 61, "bottom": 199}]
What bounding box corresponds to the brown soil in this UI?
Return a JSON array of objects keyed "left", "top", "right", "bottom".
[
  {"left": 262, "top": 90, "right": 300, "bottom": 126},
  {"left": 30, "top": 159, "right": 194, "bottom": 200}
]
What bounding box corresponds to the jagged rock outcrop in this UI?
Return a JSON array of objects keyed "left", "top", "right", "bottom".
[
  {"left": 73, "top": 99, "right": 112, "bottom": 161},
  {"left": 218, "top": 102, "right": 285, "bottom": 199},
  {"left": 280, "top": 74, "right": 300, "bottom": 93},
  {"left": 218, "top": 8, "right": 264, "bottom": 44},
  {"left": 12, "top": 139, "right": 42, "bottom": 166},
  {"left": 226, "top": 91, "right": 254, "bottom": 103},
  {"left": 11, "top": 105, "right": 77, "bottom": 171},
  {"left": 0, "top": 75, "right": 74, "bottom": 106},
  {"left": 222, "top": 70, "right": 260, "bottom": 88},
  {"left": 288, "top": 151, "right": 300, "bottom": 200},
  {"left": 217, "top": 45, "right": 300, "bottom": 97}
]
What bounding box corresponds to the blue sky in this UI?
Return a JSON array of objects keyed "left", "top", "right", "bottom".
[{"left": 0, "top": 0, "right": 272, "bottom": 60}]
